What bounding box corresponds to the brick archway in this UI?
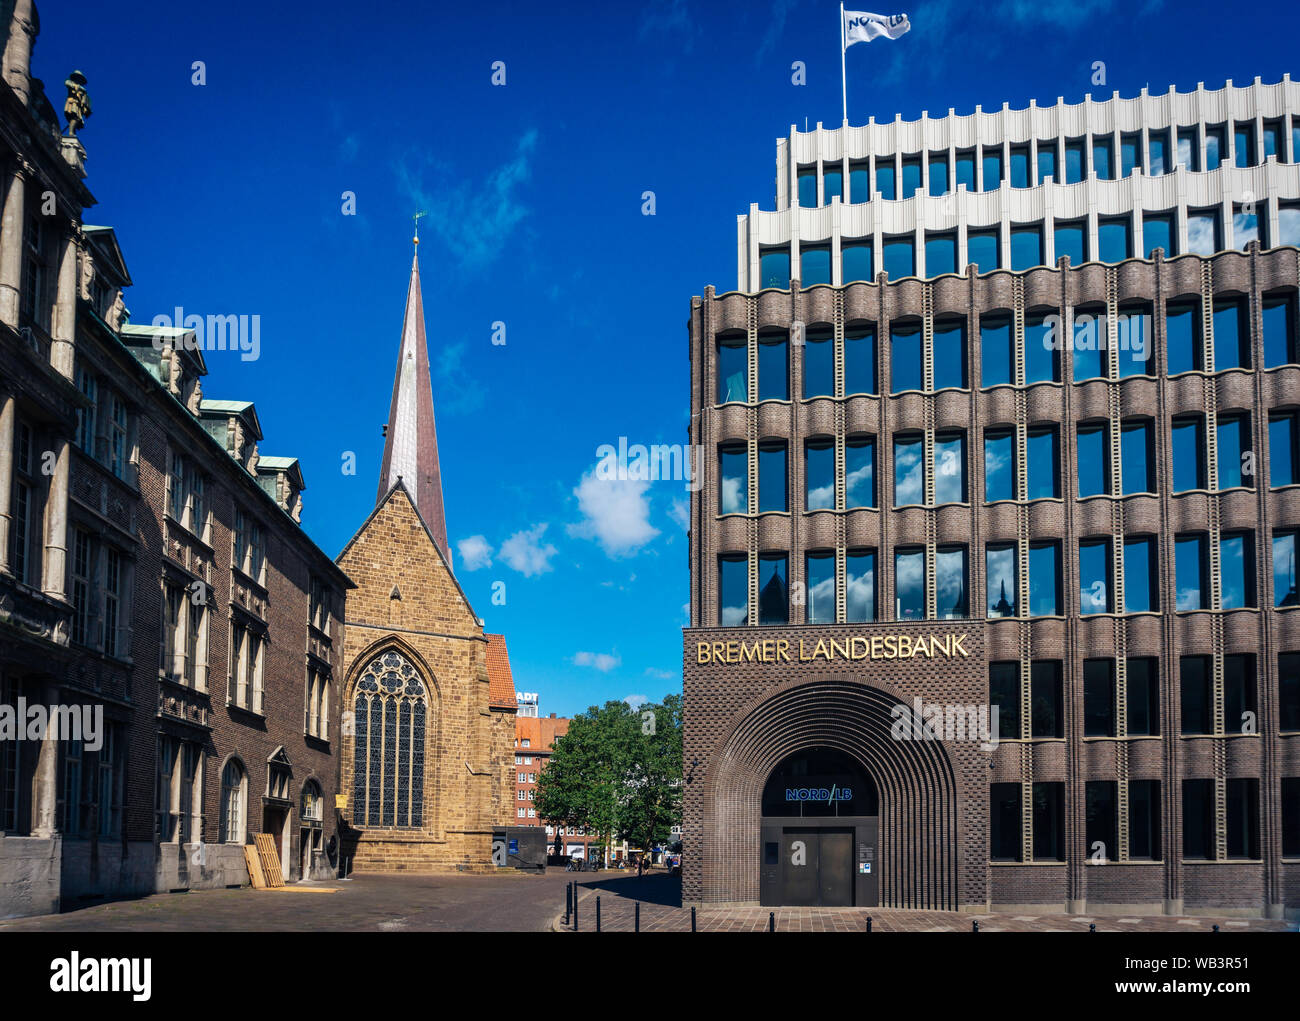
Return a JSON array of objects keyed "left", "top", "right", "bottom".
[{"left": 702, "top": 679, "right": 959, "bottom": 909}]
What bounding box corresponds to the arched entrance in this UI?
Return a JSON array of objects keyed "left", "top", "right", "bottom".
[{"left": 760, "top": 747, "right": 878, "bottom": 906}]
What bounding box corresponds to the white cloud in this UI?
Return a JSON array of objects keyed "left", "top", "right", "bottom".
[
  {"left": 575, "top": 651, "right": 621, "bottom": 672},
  {"left": 644, "top": 668, "right": 674, "bottom": 680},
  {"left": 457, "top": 534, "right": 493, "bottom": 571},
  {"left": 669, "top": 498, "right": 690, "bottom": 531},
  {"left": 623, "top": 694, "right": 649, "bottom": 710},
  {"left": 499, "top": 523, "right": 558, "bottom": 577},
  {"left": 568, "top": 462, "right": 660, "bottom": 558}
]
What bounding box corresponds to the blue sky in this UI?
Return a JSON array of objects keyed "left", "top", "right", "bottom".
[{"left": 41, "top": 0, "right": 1299, "bottom": 716}]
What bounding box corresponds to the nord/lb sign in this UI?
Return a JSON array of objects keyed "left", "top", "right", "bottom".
[{"left": 696, "top": 634, "right": 971, "bottom": 665}]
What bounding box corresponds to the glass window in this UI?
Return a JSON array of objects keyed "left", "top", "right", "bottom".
[
  {"left": 1287, "top": 779, "right": 1300, "bottom": 857},
  {"left": 981, "top": 314, "right": 1013, "bottom": 386},
  {"left": 1055, "top": 222, "right": 1085, "bottom": 266},
  {"left": 1099, "top": 218, "right": 1131, "bottom": 262},
  {"left": 1010, "top": 146, "right": 1029, "bottom": 189},
  {"left": 718, "top": 444, "right": 747, "bottom": 514},
  {"left": 1234, "top": 204, "right": 1262, "bottom": 250},
  {"left": 1220, "top": 532, "right": 1253, "bottom": 609},
  {"left": 1076, "top": 424, "right": 1109, "bottom": 497},
  {"left": 955, "top": 150, "right": 975, "bottom": 191},
  {"left": 800, "top": 245, "right": 831, "bottom": 286},
  {"left": 882, "top": 235, "right": 914, "bottom": 280},
  {"left": 876, "top": 161, "right": 896, "bottom": 200},
  {"left": 984, "top": 429, "right": 1015, "bottom": 502},
  {"left": 1181, "top": 656, "right": 1213, "bottom": 734},
  {"left": 797, "top": 167, "right": 817, "bottom": 207},
  {"left": 895, "top": 548, "right": 926, "bottom": 621},
  {"left": 805, "top": 439, "right": 835, "bottom": 510},
  {"left": 846, "top": 549, "right": 876, "bottom": 622},
  {"left": 1226, "top": 778, "right": 1259, "bottom": 859},
  {"left": 1072, "top": 306, "right": 1105, "bottom": 380},
  {"left": 1274, "top": 531, "right": 1299, "bottom": 608},
  {"left": 845, "top": 323, "right": 876, "bottom": 394},
  {"left": 1121, "top": 420, "right": 1154, "bottom": 493},
  {"left": 1188, "top": 209, "right": 1221, "bottom": 256},
  {"left": 1127, "top": 660, "right": 1160, "bottom": 737},
  {"left": 1213, "top": 300, "right": 1248, "bottom": 370},
  {"left": 1084, "top": 660, "right": 1115, "bottom": 737},
  {"left": 934, "top": 431, "right": 966, "bottom": 504},
  {"left": 1177, "top": 128, "right": 1199, "bottom": 171},
  {"left": 893, "top": 434, "right": 924, "bottom": 506},
  {"left": 982, "top": 148, "right": 1002, "bottom": 191},
  {"left": 1183, "top": 778, "right": 1214, "bottom": 859},
  {"left": 1121, "top": 133, "right": 1141, "bottom": 177},
  {"left": 986, "top": 545, "right": 1018, "bottom": 617},
  {"left": 901, "top": 156, "right": 921, "bottom": 199},
  {"left": 845, "top": 437, "right": 875, "bottom": 508},
  {"left": 925, "top": 233, "right": 956, "bottom": 277},
  {"left": 891, "top": 321, "right": 923, "bottom": 392},
  {"left": 1085, "top": 781, "right": 1117, "bottom": 861},
  {"left": 758, "top": 554, "right": 788, "bottom": 624},
  {"left": 1028, "top": 542, "right": 1061, "bottom": 616},
  {"left": 1064, "top": 140, "right": 1084, "bottom": 183},
  {"left": 849, "top": 162, "right": 870, "bottom": 203},
  {"left": 1223, "top": 655, "right": 1256, "bottom": 736},
  {"left": 1149, "top": 130, "right": 1170, "bottom": 175},
  {"left": 928, "top": 155, "right": 948, "bottom": 197},
  {"left": 1166, "top": 300, "right": 1203, "bottom": 373},
  {"left": 757, "top": 442, "right": 786, "bottom": 513},
  {"left": 1124, "top": 537, "right": 1157, "bottom": 612},
  {"left": 1171, "top": 416, "right": 1206, "bottom": 492},
  {"left": 1010, "top": 225, "right": 1042, "bottom": 271},
  {"left": 1026, "top": 426, "right": 1058, "bottom": 499},
  {"left": 1262, "top": 293, "right": 1297, "bottom": 367},
  {"left": 1175, "top": 534, "right": 1207, "bottom": 610},
  {"left": 1279, "top": 653, "right": 1300, "bottom": 730},
  {"left": 1117, "top": 303, "right": 1152, "bottom": 377},
  {"left": 718, "top": 556, "right": 748, "bottom": 626},
  {"left": 1234, "top": 122, "right": 1255, "bottom": 168},
  {"left": 760, "top": 248, "right": 790, "bottom": 289},
  {"left": 968, "top": 231, "right": 999, "bottom": 274},
  {"left": 802, "top": 325, "right": 834, "bottom": 398},
  {"left": 823, "top": 167, "right": 842, "bottom": 202},
  {"left": 758, "top": 330, "right": 789, "bottom": 400},
  {"left": 716, "top": 334, "right": 747, "bottom": 403},
  {"left": 806, "top": 552, "right": 836, "bottom": 624},
  {"left": 1144, "top": 213, "right": 1174, "bottom": 257},
  {"left": 1093, "top": 136, "right": 1113, "bottom": 180},
  {"left": 1281, "top": 205, "right": 1300, "bottom": 247},
  {"left": 989, "top": 663, "right": 1020, "bottom": 740},
  {"left": 933, "top": 318, "right": 966, "bottom": 389},
  {"left": 990, "top": 783, "right": 1022, "bottom": 861},
  {"left": 1023, "top": 310, "right": 1057, "bottom": 384},
  {"left": 1216, "top": 413, "right": 1249, "bottom": 488},
  {"left": 843, "top": 242, "right": 873, "bottom": 283},
  {"left": 936, "top": 546, "right": 968, "bottom": 619},
  {"left": 1079, "top": 539, "right": 1111, "bottom": 614},
  {"left": 1269, "top": 413, "right": 1298, "bottom": 487},
  {"left": 1032, "top": 663, "right": 1063, "bottom": 739},
  {"left": 1037, "top": 142, "right": 1057, "bottom": 184}
]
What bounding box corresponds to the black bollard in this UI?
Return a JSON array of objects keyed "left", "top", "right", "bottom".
[
  {"left": 635, "top": 902, "right": 640, "bottom": 932},
  {"left": 573, "top": 886, "right": 579, "bottom": 931},
  {"left": 565, "top": 883, "right": 572, "bottom": 925},
  {"left": 1089, "top": 923, "right": 1096, "bottom": 932},
  {"left": 596, "top": 895, "right": 602, "bottom": 932},
  {"left": 691, "top": 906, "right": 697, "bottom": 932},
  {"left": 1213, "top": 924, "right": 1219, "bottom": 932},
  {"left": 769, "top": 911, "right": 775, "bottom": 932},
  {"left": 866, "top": 915, "right": 873, "bottom": 933},
  {"left": 973, "top": 920, "right": 980, "bottom": 932}
]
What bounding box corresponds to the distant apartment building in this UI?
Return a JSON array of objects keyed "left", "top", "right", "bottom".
[{"left": 514, "top": 709, "right": 596, "bottom": 860}]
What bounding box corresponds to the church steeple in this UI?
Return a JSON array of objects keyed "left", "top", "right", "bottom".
[{"left": 377, "top": 231, "right": 451, "bottom": 569}]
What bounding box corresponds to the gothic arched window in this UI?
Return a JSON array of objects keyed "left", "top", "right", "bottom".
[{"left": 352, "top": 650, "right": 427, "bottom": 828}]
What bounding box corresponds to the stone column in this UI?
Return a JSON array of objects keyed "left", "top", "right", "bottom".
[
  {"left": 0, "top": 161, "right": 28, "bottom": 329},
  {"left": 0, "top": 390, "right": 13, "bottom": 573},
  {"left": 41, "top": 436, "right": 69, "bottom": 600},
  {"left": 30, "top": 681, "right": 62, "bottom": 838},
  {"left": 50, "top": 231, "right": 78, "bottom": 379}
]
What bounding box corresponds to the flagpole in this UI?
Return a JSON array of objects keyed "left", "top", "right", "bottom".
[{"left": 840, "top": 2, "right": 848, "bottom": 125}]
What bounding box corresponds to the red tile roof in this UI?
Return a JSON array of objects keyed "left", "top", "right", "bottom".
[{"left": 485, "top": 633, "right": 517, "bottom": 711}]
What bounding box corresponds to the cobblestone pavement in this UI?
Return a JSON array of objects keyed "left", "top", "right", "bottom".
[
  {"left": 557, "top": 873, "right": 1298, "bottom": 933},
  {"left": 0, "top": 870, "right": 575, "bottom": 932}
]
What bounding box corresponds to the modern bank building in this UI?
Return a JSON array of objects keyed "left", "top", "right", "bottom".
[{"left": 682, "top": 77, "right": 1300, "bottom": 918}]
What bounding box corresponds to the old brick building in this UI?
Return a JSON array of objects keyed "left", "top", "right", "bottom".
[
  {"left": 685, "top": 79, "right": 1300, "bottom": 918},
  {"left": 335, "top": 240, "right": 515, "bottom": 873},
  {"left": 0, "top": 0, "right": 350, "bottom": 920},
  {"left": 513, "top": 707, "right": 596, "bottom": 861}
]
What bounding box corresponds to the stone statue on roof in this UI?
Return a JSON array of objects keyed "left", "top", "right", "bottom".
[{"left": 63, "top": 70, "right": 91, "bottom": 136}]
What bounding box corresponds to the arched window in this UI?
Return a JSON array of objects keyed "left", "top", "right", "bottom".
[
  {"left": 301, "top": 780, "right": 322, "bottom": 822},
  {"left": 220, "top": 760, "right": 246, "bottom": 844},
  {"left": 352, "top": 649, "right": 427, "bottom": 828}
]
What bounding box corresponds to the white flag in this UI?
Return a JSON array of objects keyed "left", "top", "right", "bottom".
[{"left": 843, "top": 10, "right": 911, "bottom": 48}]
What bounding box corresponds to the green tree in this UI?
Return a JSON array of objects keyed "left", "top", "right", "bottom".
[{"left": 617, "top": 694, "right": 683, "bottom": 859}]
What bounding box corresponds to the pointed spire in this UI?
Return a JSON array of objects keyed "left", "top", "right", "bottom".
[{"left": 377, "top": 232, "right": 451, "bottom": 569}]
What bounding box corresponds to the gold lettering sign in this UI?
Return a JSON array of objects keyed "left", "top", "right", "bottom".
[{"left": 696, "top": 634, "right": 970, "bottom": 665}]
